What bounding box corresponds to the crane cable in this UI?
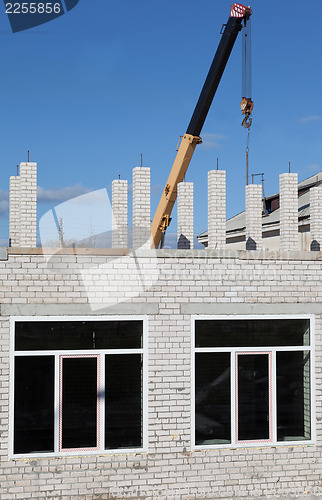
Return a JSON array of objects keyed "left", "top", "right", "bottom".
[
  {"left": 240, "top": 14, "right": 253, "bottom": 185},
  {"left": 245, "top": 127, "right": 250, "bottom": 185}
]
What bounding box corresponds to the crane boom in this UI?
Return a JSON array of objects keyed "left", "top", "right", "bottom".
[{"left": 150, "top": 3, "right": 252, "bottom": 249}]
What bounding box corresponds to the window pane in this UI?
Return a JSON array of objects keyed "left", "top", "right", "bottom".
[
  {"left": 237, "top": 354, "right": 270, "bottom": 441},
  {"left": 195, "top": 353, "right": 231, "bottom": 445},
  {"left": 61, "top": 357, "right": 98, "bottom": 449},
  {"left": 15, "top": 320, "right": 143, "bottom": 350},
  {"left": 277, "top": 351, "right": 311, "bottom": 441},
  {"left": 196, "top": 319, "right": 310, "bottom": 348},
  {"left": 105, "top": 354, "right": 142, "bottom": 449},
  {"left": 14, "top": 356, "right": 54, "bottom": 454}
]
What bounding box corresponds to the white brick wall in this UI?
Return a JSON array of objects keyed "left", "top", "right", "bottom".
[
  {"left": 112, "top": 179, "right": 128, "bottom": 248},
  {"left": 310, "top": 185, "right": 322, "bottom": 251},
  {"left": 177, "top": 182, "right": 193, "bottom": 249},
  {"left": 280, "top": 172, "right": 298, "bottom": 251},
  {"left": 9, "top": 176, "right": 21, "bottom": 246},
  {"left": 9, "top": 163, "right": 37, "bottom": 248},
  {"left": 208, "top": 170, "right": 226, "bottom": 249},
  {"left": 1, "top": 248, "right": 322, "bottom": 499},
  {"left": 245, "top": 183, "right": 263, "bottom": 250},
  {"left": 132, "top": 167, "right": 150, "bottom": 249}
]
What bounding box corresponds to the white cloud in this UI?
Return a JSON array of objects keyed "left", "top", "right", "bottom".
[
  {"left": 199, "top": 132, "right": 228, "bottom": 150},
  {"left": 299, "top": 115, "right": 322, "bottom": 123},
  {"left": 37, "top": 183, "right": 92, "bottom": 203}
]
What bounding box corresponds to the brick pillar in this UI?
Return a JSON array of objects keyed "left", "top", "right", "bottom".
[
  {"left": 112, "top": 179, "right": 128, "bottom": 248},
  {"left": 245, "top": 184, "right": 263, "bottom": 250},
  {"left": 132, "top": 167, "right": 150, "bottom": 249},
  {"left": 9, "top": 175, "right": 21, "bottom": 246},
  {"left": 19, "top": 162, "right": 37, "bottom": 247},
  {"left": 208, "top": 170, "right": 226, "bottom": 249},
  {"left": 279, "top": 172, "right": 298, "bottom": 251},
  {"left": 177, "top": 182, "right": 193, "bottom": 249},
  {"left": 310, "top": 185, "right": 322, "bottom": 251}
]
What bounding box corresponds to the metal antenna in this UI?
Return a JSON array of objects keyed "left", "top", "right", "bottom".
[
  {"left": 289, "top": 161, "right": 291, "bottom": 173},
  {"left": 27, "top": 150, "right": 29, "bottom": 162},
  {"left": 17, "top": 165, "right": 19, "bottom": 176},
  {"left": 217, "top": 157, "right": 219, "bottom": 170},
  {"left": 141, "top": 153, "right": 143, "bottom": 168},
  {"left": 59, "top": 218, "right": 64, "bottom": 248}
]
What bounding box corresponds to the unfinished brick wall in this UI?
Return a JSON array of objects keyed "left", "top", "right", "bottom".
[
  {"left": 279, "top": 172, "right": 299, "bottom": 251},
  {"left": 9, "top": 162, "right": 37, "bottom": 248},
  {"left": 208, "top": 170, "right": 226, "bottom": 249},
  {"left": 310, "top": 185, "right": 322, "bottom": 251},
  {"left": 245, "top": 183, "right": 263, "bottom": 250},
  {"left": 132, "top": 167, "right": 150, "bottom": 249},
  {"left": 177, "top": 182, "right": 193, "bottom": 249},
  {"left": 112, "top": 179, "right": 128, "bottom": 248},
  {"left": 9, "top": 176, "right": 20, "bottom": 246}
]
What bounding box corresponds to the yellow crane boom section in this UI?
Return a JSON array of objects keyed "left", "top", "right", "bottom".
[{"left": 150, "top": 134, "right": 202, "bottom": 249}]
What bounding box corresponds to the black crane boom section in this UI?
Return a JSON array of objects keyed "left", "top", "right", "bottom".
[{"left": 186, "top": 16, "right": 244, "bottom": 137}]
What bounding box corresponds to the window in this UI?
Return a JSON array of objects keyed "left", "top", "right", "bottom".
[
  {"left": 193, "top": 316, "right": 314, "bottom": 448},
  {"left": 10, "top": 317, "right": 146, "bottom": 457}
]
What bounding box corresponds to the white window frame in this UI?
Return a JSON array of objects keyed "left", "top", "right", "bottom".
[
  {"left": 9, "top": 315, "right": 148, "bottom": 459},
  {"left": 191, "top": 314, "right": 315, "bottom": 449}
]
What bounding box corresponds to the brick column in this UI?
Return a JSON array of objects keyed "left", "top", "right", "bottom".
[
  {"left": 208, "top": 170, "right": 226, "bottom": 249},
  {"left": 177, "top": 182, "right": 193, "bottom": 249},
  {"left": 132, "top": 167, "right": 150, "bottom": 249},
  {"left": 9, "top": 175, "right": 21, "bottom": 246},
  {"left": 279, "top": 173, "right": 298, "bottom": 251},
  {"left": 245, "top": 184, "right": 263, "bottom": 250},
  {"left": 112, "top": 179, "right": 128, "bottom": 248},
  {"left": 19, "top": 162, "right": 37, "bottom": 248},
  {"left": 310, "top": 185, "right": 322, "bottom": 251}
]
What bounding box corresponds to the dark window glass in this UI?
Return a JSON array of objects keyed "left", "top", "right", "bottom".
[
  {"left": 237, "top": 354, "right": 270, "bottom": 441},
  {"left": 61, "top": 357, "right": 97, "bottom": 449},
  {"left": 105, "top": 354, "right": 142, "bottom": 449},
  {"left": 196, "top": 319, "right": 310, "bottom": 348},
  {"left": 277, "top": 351, "right": 311, "bottom": 441},
  {"left": 195, "top": 353, "right": 231, "bottom": 445},
  {"left": 14, "top": 356, "right": 54, "bottom": 454},
  {"left": 15, "top": 320, "right": 143, "bottom": 350}
]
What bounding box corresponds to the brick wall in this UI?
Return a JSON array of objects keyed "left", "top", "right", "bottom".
[{"left": 1, "top": 247, "right": 322, "bottom": 499}]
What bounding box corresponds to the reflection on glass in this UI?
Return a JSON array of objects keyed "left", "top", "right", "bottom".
[
  {"left": 237, "top": 354, "right": 269, "bottom": 441},
  {"left": 14, "top": 356, "right": 54, "bottom": 454},
  {"left": 195, "top": 353, "right": 231, "bottom": 445},
  {"left": 61, "top": 357, "right": 97, "bottom": 449},
  {"left": 15, "top": 320, "right": 143, "bottom": 351},
  {"left": 277, "top": 351, "right": 310, "bottom": 441},
  {"left": 195, "top": 319, "right": 310, "bottom": 348},
  {"left": 105, "top": 354, "right": 142, "bottom": 449}
]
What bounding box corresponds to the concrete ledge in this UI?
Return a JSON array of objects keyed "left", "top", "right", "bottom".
[
  {"left": 181, "top": 302, "right": 322, "bottom": 315},
  {"left": 8, "top": 247, "right": 131, "bottom": 256},
  {"left": 1, "top": 302, "right": 158, "bottom": 316},
  {"left": 5, "top": 246, "right": 322, "bottom": 261}
]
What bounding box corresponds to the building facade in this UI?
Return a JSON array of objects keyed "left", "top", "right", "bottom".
[{"left": 1, "top": 164, "right": 322, "bottom": 499}]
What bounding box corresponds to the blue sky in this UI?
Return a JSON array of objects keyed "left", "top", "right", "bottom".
[{"left": 0, "top": 0, "right": 321, "bottom": 245}]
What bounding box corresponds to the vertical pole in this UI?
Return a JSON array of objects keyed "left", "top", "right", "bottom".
[{"left": 59, "top": 218, "right": 63, "bottom": 248}]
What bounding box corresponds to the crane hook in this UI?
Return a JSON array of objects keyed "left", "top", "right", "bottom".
[{"left": 242, "top": 113, "right": 252, "bottom": 128}]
